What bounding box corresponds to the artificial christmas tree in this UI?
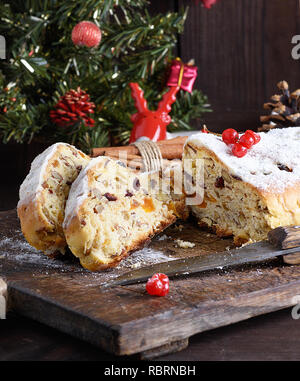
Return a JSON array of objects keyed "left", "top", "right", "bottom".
[{"left": 0, "top": 1, "right": 210, "bottom": 153}]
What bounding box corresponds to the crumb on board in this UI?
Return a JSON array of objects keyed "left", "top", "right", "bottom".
[
  {"left": 131, "top": 263, "right": 141, "bottom": 269},
  {"left": 157, "top": 234, "right": 171, "bottom": 241},
  {"left": 174, "top": 239, "right": 196, "bottom": 249},
  {"left": 239, "top": 239, "right": 254, "bottom": 248},
  {"left": 173, "top": 224, "right": 184, "bottom": 232}
]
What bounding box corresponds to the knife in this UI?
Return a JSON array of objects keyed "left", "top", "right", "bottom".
[{"left": 102, "top": 226, "right": 300, "bottom": 287}]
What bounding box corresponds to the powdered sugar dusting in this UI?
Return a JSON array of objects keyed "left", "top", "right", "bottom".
[
  {"left": 18, "top": 143, "right": 66, "bottom": 207},
  {"left": 0, "top": 230, "right": 176, "bottom": 277},
  {"left": 116, "top": 247, "right": 177, "bottom": 269},
  {"left": 186, "top": 127, "right": 300, "bottom": 193},
  {"left": 0, "top": 234, "right": 69, "bottom": 269}
]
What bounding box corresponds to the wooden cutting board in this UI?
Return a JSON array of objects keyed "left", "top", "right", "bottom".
[{"left": 1, "top": 209, "right": 300, "bottom": 359}]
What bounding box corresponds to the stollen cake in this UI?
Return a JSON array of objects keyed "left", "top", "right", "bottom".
[
  {"left": 18, "top": 143, "right": 90, "bottom": 255},
  {"left": 183, "top": 127, "right": 300, "bottom": 245},
  {"left": 63, "top": 156, "right": 177, "bottom": 271}
]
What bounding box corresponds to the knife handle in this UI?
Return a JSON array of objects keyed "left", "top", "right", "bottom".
[
  {"left": 268, "top": 226, "right": 300, "bottom": 249},
  {"left": 283, "top": 252, "right": 300, "bottom": 265}
]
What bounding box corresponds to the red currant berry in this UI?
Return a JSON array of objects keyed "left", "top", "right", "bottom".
[
  {"left": 146, "top": 273, "right": 169, "bottom": 296},
  {"left": 239, "top": 133, "right": 255, "bottom": 149},
  {"left": 232, "top": 143, "right": 248, "bottom": 158},
  {"left": 245, "top": 130, "right": 261, "bottom": 144},
  {"left": 222, "top": 129, "right": 239, "bottom": 145}
]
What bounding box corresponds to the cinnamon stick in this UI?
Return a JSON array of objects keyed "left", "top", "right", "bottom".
[
  {"left": 91, "top": 136, "right": 188, "bottom": 160},
  {"left": 105, "top": 152, "right": 142, "bottom": 160},
  {"left": 110, "top": 156, "right": 174, "bottom": 172},
  {"left": 156, "top": 136, "right": 187, "bottom": 145}
]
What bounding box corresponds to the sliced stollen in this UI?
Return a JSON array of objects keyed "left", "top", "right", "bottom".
[
  {"left": 183, "top": 127, "right": 300, "bottom": 245},
  {"left": 18, "top": 143, "right": 90, "bottom": 255},
  {"left": 63, "top": 156, "right": 177, "bottom": 271}
]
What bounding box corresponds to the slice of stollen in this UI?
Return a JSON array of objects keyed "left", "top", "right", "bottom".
[
  {"left": 18, "top": 143, "right": 90, "bottom": 255},
  {"left": 63, "top": 156, "right": 177, "bottom": 271}
]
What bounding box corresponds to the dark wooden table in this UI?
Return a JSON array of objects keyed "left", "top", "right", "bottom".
[
  {"left": 1, "top": 183, "right": 300, "bottom": 362},
  {"left": 1, "top": 308, "right": 300, "bottom": 361},
  {"left": 2, "top": 0, "right": 300, "bottom": 362}
]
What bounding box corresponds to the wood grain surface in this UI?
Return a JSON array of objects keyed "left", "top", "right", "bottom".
[
  {"left": 173, "top": 0, "right": 300, "bottom": 132},
  {"left": 1, "top": 209, "right": 300, "bottom": 358}
]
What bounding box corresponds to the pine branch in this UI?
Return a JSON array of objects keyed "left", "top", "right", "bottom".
[{"left": 0, "top": 1, "right": 211, "bottom": 150}]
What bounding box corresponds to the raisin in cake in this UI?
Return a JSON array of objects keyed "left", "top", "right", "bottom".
[
  {"left": 18, "top": 143, "right": 90, "bottom": 255},
  {"left": 63, "top": 156, "right": 177, "bottom": 271},
  {"left": 183, "top": 127, "right": 300, "bottom": 245}
]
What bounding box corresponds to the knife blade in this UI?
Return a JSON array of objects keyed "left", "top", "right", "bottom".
[{"left": 102, "top": 225, "right": 300, "bottom": 287}]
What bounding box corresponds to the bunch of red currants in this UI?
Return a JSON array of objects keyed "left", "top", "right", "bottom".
[{"left": 222, "top": 129, "right": 261, "bottom": 158}]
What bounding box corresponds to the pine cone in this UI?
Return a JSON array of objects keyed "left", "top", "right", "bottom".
[
  {"left": 259, "top": 81, "right": 300, "bottom": 131},
  {"left": 50, "top": 87, "right": 95, "bottom": 127}
]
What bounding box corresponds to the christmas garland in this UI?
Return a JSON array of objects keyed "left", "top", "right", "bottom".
[{"left": 0, "top": 0, "right": 217, "bottom": 153}]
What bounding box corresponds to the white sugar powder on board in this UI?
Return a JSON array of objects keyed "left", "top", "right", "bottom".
[
  {"left": 0, "top": 233, "right": 177, "bottom": 272},
  {"left": 0, "top": 235, "right": 69, "bottom": 269},
  {"left": 116, "top": 247, "right": 177, "bottom": 269}
]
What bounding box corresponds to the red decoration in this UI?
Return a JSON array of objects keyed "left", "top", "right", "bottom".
[
  {"left": 167, "top": 58, "right": 198, "bottom": 93},
  {"left": 50, "top": 87, "right": 95, "bottom": 127},
  {"left": 129, "top": 83, "right": 179, "bottom": 143},
  {"left": 146, "top": 273, "right": 170, "bottom": 296},
  {"left": 200, "top": 0, "right": 219, "bottom": 9},
  {"left": 71, "top": 21, "right": 102, "bottom": 48}
]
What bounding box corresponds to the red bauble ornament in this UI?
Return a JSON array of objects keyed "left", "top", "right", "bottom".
[
  {"left": 200, "top": 0, "right": 219, "bottom": 9},
  {"left": 50, "top": 87, "right": 95, "bottom": 127},
  {"left": 129, "top": 83, "right": 179, "bottom": 143},
  {"left": 71, "top": 21, "right": 102, "bottom": 48}
]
